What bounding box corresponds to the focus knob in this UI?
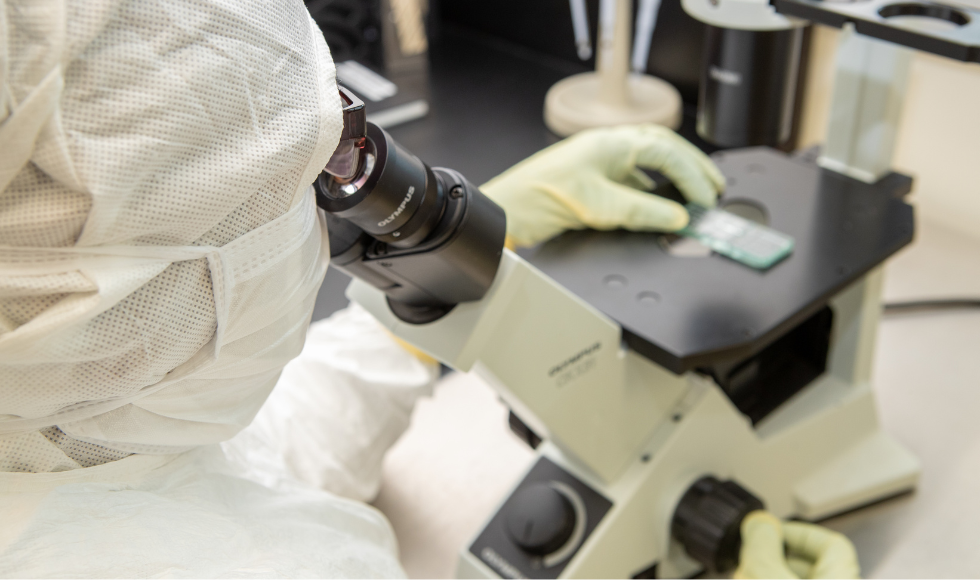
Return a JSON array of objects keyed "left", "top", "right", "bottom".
[
  {"left": 671, "top": 476, "right": 764, "bottom": 572},
  {"left": 505, "top": 483, "right": 576, "bottom": 555}
]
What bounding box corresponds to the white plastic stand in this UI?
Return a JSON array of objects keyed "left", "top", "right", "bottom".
[{"left": 544, "top": 0, "right": 683, "bottom": 136}]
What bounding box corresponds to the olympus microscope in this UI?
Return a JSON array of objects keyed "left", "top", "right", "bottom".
[{"left": 316, "top": 6, "right": 979, "bottom": 566}]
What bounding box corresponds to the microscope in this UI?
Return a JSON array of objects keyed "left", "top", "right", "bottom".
[{"left": 317, "top": 78, "right": 922, "bottom": 576}]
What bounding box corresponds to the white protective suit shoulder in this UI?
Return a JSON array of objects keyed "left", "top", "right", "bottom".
[
  {"left": 0, "top": 0, "right": 436, "bottom": 576},
  {"left": 0, "top": 306, "right": 436, "bottom": 578},
  {"left": 0, "top": 447, "right": 403, "bottom": 578}
]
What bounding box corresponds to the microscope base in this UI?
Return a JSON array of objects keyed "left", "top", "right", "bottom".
[
  {"left": 457, "top": 377, "right": 918, "bottom": 579},
  {"left": 543, "top": 72, "right": 683, "bottom": 137}
]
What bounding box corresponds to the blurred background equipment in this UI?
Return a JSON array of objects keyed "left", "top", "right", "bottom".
[
  {"left": 632, "top": 0, "right": 664, "bottom": 72},
  {"left": 437, "top": 0, "right": 812, "bottom": 150},
  {"left": 696, "top": 25, "right": 807, "bottom": 147},
  {"left": 305, "top": 0, "right": 380, "bottom": 64},
  {"left": 570, "top": 0, "right": 594, "bottom": 60},
  {"left": 307, "top": 0, "right": 431, "bottom": 128},
  {"left": 542, "top": 0, "right": 683, "bottom": 135},
  {"left": 682, "top": 0, "right": 809, "bottom": 148}
]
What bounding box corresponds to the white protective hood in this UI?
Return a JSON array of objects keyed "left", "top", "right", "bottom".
[
  {"left": 0, "top": 0, "right": 343, "bottom": 467},
  {"left": 0, "top": 1, "right": 441, "bottom": 576}
]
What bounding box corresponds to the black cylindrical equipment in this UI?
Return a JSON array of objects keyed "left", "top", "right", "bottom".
[
  {"left": 671, "top": 476, "right": 764, "bottom": 572},
  {"left": 696, "top": 25, "right": 805, "bottom": 148},
  {"left": 317, "top": 119, "right": 506, "bottom": 323}
]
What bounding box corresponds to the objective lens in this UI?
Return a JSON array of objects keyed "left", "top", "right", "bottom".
[{"left": 317, "top": 123, "right": 445, "bottom": 248}]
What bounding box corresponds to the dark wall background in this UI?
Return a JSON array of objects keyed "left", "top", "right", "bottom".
[
  {"left": 435, "top": 0, "right": 707, "bottom": 105},
  {"left": 304, "top": 0, "right": 811, "bottom": 320}
]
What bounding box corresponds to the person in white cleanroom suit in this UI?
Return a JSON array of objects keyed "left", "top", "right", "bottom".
[{"left": 0, "top": 0, "right": 738, "bottom": 576}]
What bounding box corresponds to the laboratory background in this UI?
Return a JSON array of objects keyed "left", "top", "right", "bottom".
[
  {"left": 2, "top": 0, "right": 980, "bottom": 577},
  {"left": 307, "top": 0, "right": 980, "bottom": 577}
]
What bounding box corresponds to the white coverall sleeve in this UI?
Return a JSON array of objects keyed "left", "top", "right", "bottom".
[{"left": 224, "top": 302, "right": 439, "bottom": 502}]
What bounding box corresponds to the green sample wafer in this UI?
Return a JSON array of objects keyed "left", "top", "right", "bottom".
[{"left": 679, "top": 204, "right": 794, "bottom": 270}]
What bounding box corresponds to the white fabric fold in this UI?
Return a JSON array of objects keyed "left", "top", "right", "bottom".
[{"left": 0, "top": 1, "right": 437, "bottom": 575}]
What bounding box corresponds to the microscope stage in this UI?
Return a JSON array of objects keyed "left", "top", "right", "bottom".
[{"left": 524, "top": 147, "right": 914, "bottom": 374}]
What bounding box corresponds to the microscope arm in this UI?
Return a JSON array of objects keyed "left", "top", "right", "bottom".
[{"left": 347, "top": 248, "right": 692, "bottom": 484}]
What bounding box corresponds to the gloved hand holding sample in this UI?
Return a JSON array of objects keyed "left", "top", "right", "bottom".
[
  {"left": 482, "top": 124, "right": 726, "bottom": 248},
  {"left": 734, "top": 511, "right": 861, "bottom": 579}
]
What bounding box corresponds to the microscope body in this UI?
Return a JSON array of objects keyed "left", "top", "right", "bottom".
[
  {"left": 350, "top": 236, "right": 917, "bottom": 578},
  {"left": 321, "top": 0, "right": 976, "bottom": 574},
  {"left": 320, "top": 88, "right": 918, "bottom": 578},
  {"left": 340, "top": 147, "right": 921, "bottom": 577}
]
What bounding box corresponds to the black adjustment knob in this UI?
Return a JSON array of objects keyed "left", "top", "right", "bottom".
[
  {"left": 505, "top": 483, "right": 576, "bottom": 555},
  {"left": 671, "top": 476, "right": 764, "bottom": 572}
]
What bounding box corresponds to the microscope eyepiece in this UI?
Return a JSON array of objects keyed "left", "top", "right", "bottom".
[
  {"left": 322, "top": 87, "right": 367, "bottom": 182},
  {"left": 315, "top": 86, "right": 506, "bottom": 318},
  {"left": 317, "top": 123, "right": 445, "bottom": 248}
]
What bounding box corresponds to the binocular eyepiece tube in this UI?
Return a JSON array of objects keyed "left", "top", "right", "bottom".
[{"left": 315, "top": 88, "right": 506, "bottom": 324}]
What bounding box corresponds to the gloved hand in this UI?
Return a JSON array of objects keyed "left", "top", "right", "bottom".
[
  {"left": 481, "top": 124, "right": 725, "bottom": 248},
  {"left": 734, "top": 511, "right": 861, "bottom": 579}
]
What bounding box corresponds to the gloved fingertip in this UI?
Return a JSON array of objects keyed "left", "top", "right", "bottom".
[
  {"left": 735, "top": 511, "right": 799, "bottom": 580},
  {"left": 683, "top": 182, "right": 720, "bottom": 209},
  {"left": 642, "top": 202, "right": 688, "bottom": 232},
  {"left": 782, "top": 521, "right": 861, "bottom": 580},
  {"left": 669, "top": 208, "right": 690, "bottom": 231},
  {"left": 742, "top": 510, "right": 783, "bottom": 532},
  {"left": 507, "top": 232, "right": 537, "bottom": 249},
  {"left": 708, "top": 164, "right": 728, "bottom": 193}
]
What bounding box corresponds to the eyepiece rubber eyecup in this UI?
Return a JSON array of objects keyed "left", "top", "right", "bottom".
[{"left": 317, "top": 123, "right": 443, "bottom": 248}]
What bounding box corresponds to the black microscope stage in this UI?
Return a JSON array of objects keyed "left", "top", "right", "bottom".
[{"left": 524, "top": 147, "right": 915, "bottom": 375}]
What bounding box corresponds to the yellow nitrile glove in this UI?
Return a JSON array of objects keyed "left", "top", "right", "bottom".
[
  {"left": 481, "top": 124, "right": 726, "bottom": 249},
  {"left": 734, "top": 511, "right": 861, "bottom": 580}
]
